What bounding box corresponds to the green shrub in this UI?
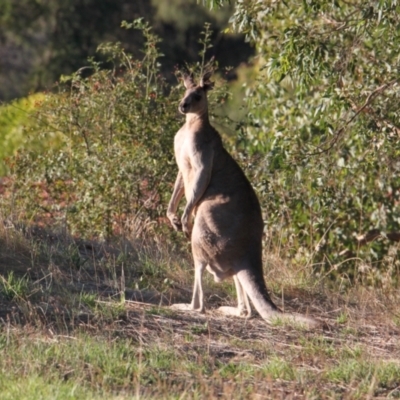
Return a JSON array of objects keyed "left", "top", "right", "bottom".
[
  {"left": 8, "top": 20, "right": 180, "bottom": 238},
  {"left": 0, "top": 93, "right": 61, "bottom": 175}
]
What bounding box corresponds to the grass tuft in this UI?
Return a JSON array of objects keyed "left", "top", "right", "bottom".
[{"left": 0, "top": 271, "right": 30, "bottom": 300}]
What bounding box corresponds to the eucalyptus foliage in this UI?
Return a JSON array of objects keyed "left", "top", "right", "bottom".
[{"left": 204, "top": 0, "right": 400, "bottom": 282}]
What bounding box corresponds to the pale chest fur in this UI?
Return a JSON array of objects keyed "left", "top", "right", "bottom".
[
  {"left": 174, "top": 126, "right": 199, "bottom": 200},
  {"left": 174, "top": 126, "right": 190, "bottom": 172}
]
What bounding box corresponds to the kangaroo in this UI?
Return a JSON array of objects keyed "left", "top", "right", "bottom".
[{"left": 167, "top": 71, "right": 318, "bottom": 328}]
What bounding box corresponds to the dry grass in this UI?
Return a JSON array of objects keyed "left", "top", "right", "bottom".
[{"left": 0, "top": 218, "right": 400, "bottom": 399}]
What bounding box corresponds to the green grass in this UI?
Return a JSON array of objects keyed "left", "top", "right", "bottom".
[
  {"left": 1, "top": 311, "right": 400, "bottom": 399},
  {"left": 0, "top": 375, "right": 100, "bottom": 400},
  {"left": 260, "top": 357, "right": 297, "bottom": 381},
  {"left": 0, "top": 334, "right": 135, "bottom": 397},
  {"left": 336, "top": 312, "right": 349, "bottom": 324},
  {"left": 0, "top": 271, "right": 30, "bottom": 300},
  {"left": 78, "top": 292, "right": 98, "bottom": 309},
  {"left": 324, "top": 360, "right": 400, "bottom": 398}
]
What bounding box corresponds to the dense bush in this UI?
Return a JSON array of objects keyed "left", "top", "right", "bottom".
[{"left": 8, "top": 20, "right": 181, "bottom": 238}]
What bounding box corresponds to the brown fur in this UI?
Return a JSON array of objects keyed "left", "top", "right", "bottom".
[{"left": 167, "top": 73, "right": 318, "bottom": 328}]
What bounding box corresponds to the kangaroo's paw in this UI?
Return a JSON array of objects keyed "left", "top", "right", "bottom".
[
  {"left": 217, "top": 306, "right": 251, "bottom": 318},
  {"left": 170, "top": 303, "right": 204, "bottom": 313}
]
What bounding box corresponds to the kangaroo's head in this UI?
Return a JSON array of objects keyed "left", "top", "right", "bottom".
[{"left": 179, "top": 71, "right": 214, "bottom": 116}]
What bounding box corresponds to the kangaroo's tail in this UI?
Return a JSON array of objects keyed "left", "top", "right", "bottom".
[{"left": 236, "top": 268, "right": 319, "bottom": 329}]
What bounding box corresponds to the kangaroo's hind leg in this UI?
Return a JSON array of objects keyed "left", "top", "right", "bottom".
[
  {"left": 218, "top": 275, "right": 252, "bottom": 318},
  {"left": 170, "top": 258, "right": 206, "bottom": 312}
]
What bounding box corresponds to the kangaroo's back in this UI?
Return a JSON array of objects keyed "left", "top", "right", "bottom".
[{"left": 193, "top": 125, "right": 264, "bottom": 257}]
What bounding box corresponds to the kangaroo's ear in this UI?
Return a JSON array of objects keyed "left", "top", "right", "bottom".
[
  {"left": 183, "top": 73, "right": 196, "bottom": 89},
  {"left": 202, "top": 81, "right": 215, "bottom": 91},
  {"left": 200, "top": 69, "right": 214, "bottom": 91}
]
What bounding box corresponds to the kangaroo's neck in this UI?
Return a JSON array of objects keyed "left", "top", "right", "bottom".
[{"left": 185, "top": 111, "right": 210, "bottom": 130}]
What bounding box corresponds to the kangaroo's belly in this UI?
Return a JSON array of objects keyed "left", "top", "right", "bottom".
[{"left": 191, "top": 195, "right": 263, "bottom": 263}]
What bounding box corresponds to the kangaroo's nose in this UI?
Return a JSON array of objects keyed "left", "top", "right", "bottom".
[{"left": 179, "top": 101, "right": 189, "bottom": 114}]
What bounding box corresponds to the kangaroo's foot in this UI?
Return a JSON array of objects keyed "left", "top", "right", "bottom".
[
  {"left": 170, "top": 303, "right": 204, "bottom": 313},
  {"left": 217, "top": 306, "right": 252, "bottom": 318}
]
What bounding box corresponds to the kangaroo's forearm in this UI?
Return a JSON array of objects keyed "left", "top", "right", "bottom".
[
  {"left": 167, "top": 172, "right": 184, "bottom": 215},
  {"left": 183, "top": 168, "right": 210, "bottom": 218}
]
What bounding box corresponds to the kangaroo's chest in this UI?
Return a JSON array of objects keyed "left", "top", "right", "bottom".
[
  {"left": 174, "top": 127, "right": 212, "bottom": 200},
  {"left": 174, "top": 130, "right": 192, "bottom": 173},
  {"left": 174, "top": 126, "right": 207, "bottom": 173}
]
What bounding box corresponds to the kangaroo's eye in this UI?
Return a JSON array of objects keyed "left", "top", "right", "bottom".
[{"left": 193, "top": 94, "right": 202, "bottom": 101}]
